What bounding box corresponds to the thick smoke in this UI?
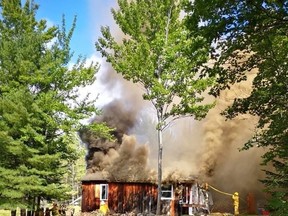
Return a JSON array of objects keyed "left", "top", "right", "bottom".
[
  {"left": 81, "top": 62, "right": 266, "bottom": 214},
  {"left": 88, "top": 65, "right": 266, "bottom": 205},
  {"left": 83, "top": 0, "right": 267, "bottom": 210},
  {"left": 80, "top": 63, "right": 155, "bottom": 182},
  {"left": 196, "top": 70, "right": 268, "bottom": 211},
  {"left": 107, "top": 134, "right": 155, "bottom": 182},
  {"left": 199, "top": 70, "right": 259, "bottom": 177}
]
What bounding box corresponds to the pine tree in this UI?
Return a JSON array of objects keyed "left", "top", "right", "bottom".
[{"left": 0, "top": 0, "right": 109, "bottom": 212}]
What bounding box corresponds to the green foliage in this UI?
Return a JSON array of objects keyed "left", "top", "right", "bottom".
[
  {"left": 82, "top": 123, "right": 116, "bottom": 142},
  {"left": 267, "top": 191, "right": 288, "bottom": 215},
  {"left": 0, "top": 0, "right": 107, "bottom": 210},
  {"left": 0, "top": 167, "right": 26, "bottom": 209},
  {"left": 186, "top": 0, "right": 288, "bottom": 213}
]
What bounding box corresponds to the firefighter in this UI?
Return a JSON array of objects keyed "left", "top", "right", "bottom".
[
  {"left": 51, "top": 203, "right": 60, "bottom": 216},
  {"left": 99, "top": 200, "right": 109, "bottom": 215},
  {"left": 232, "top": 192, "right": 239, "bottom": 215}
]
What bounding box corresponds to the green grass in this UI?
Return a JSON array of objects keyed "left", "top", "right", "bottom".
[
  {"left": 0, "top": 209, "right": 20, "bottom": 216},
  {"left": 0, "top": 209, "right": 12, "bottom": 216}
]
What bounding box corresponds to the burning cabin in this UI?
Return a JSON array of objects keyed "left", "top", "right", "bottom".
[
  {"left": 80, "top": 102, "right": 212, "bottom": 215},
  {"left": 81, "top": 172, "right": 213, "bottom": 215}
]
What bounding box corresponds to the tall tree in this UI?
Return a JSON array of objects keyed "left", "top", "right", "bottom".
[
  {"left": 96, "top": 0, "right": 214, "bottom": 214},
  {"left": 0, "top": 0, "right": 109, "bottom": 212},
  {"left": 185, "top": 0, "right": 288, "bottom": 214}
]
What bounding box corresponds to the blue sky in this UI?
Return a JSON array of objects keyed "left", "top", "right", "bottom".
[{"left": 35, "top": 0, "right": 116, "bottom": 61}]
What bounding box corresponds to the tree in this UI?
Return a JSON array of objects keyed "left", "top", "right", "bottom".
[
  {"left": 0, "top": 0, "right": 109, "bottom": 212},
  {"left": 185, "top": 0, "right": 288, "bottom": 213},
  {"left": 63, "top": 134, "right": 87, "bottom": 204},
  {"left": 96, "top": 0, "right": 214, "bottom": 214}
]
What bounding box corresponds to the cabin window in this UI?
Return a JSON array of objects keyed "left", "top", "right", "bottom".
[
  {"left": 100, "top": 184, "right": 108, "bottom": 200},
  {"left": 161, "top": 185, "right": 173, "bottom": 200}
]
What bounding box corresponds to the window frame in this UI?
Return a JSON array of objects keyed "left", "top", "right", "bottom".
[
  {"left": 100, "top": 184, "right": 108, "bottom": 200},
  {"left": 161, "top": 184, "right": 173, "bottom": 200}
]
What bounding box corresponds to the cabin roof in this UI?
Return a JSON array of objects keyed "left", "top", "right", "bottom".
[
  {"left": 82, "top": 172, "right": 197, "bottom": 184},
  {"left": 82, "top": 172, "right": 107, "bottom": 182},
  {"left": 82, "top": 173, "right": 156, "bottom": 184}
]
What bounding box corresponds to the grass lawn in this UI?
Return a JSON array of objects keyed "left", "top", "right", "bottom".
[{"left": 0, "top": 209, "right": 20, "bottom": 216}]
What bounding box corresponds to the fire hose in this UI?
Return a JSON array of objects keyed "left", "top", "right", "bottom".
[
  {"left": 207, "top": 184, "right": 233, "bottom": 196},
  {"left": 207, "top": 184, "right": 240, "bottom": 215}
]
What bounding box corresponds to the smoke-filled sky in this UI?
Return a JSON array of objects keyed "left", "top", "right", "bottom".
[{"left": 36, "top": 0, "right": 268, "bottom": 204}]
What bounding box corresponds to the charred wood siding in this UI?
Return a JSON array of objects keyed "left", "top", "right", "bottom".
[
  {"left": 82, "top": 182, "right": 102, "bottom": 212},
  {"left": 108, "top": 182, "right": 157, "bottom": 214},
  {"left": 81, "top": 181, "right": 158, "bottom": 214},
  {"left": 81, "top": 181, "right": 205, "bottom": 215},
  {"left": 82, "top": 183, "right": 96, "bottom": 212}
]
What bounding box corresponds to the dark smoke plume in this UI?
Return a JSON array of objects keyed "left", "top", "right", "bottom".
[{"left": 80, "top": 63, "right": 155, "bottom": 181}]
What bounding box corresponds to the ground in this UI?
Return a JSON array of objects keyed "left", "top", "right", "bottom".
[
  {"left": 79, "top": 213, "right": 257, "bottom": 216},
  {"left": 0, "top": 209, "right": 261, "bottom": 216}
]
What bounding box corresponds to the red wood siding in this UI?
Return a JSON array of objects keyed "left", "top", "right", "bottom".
[
  {"left": 81, "top": 183, "right": 98, "bottom": 212},
  {"left": 108, "top": 182, "right": 157, "bottom": 214},
  {"left": 81, "top": 181, "right": 198, "bottom": 215}
]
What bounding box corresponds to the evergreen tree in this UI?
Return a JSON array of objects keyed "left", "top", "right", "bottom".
[
  {"left": 185, "top": 0, "right": 288, "bottom": 214},
  {"left": 0, "top": 0, "right": 109, "bottom": 212},
  {"left": 96, "top": 0, "right": 214, "bottom": 214}
]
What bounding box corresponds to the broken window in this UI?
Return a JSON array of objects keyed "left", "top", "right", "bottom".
[
  {"left": 161, "top": 185, "right": 173, "bottom": 200},
  {"left": 100, "top": 184, "right": 108, "bottom": 200}
]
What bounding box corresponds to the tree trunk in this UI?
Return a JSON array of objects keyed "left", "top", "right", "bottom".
[
  {"left": 156, "top": 121, "right": 163, "bottom": 215},
  {"left": 11, "top": 210, "right": 16, "bottom": 216},
  {"left": 20, "top": 209, "right": 27, "bottom": 216},
  {"left": 36, "top": 196, "right": 41, "bottom": 212},
  {"left": 72, "top": 163, "right": 75, "bottom": 203}
]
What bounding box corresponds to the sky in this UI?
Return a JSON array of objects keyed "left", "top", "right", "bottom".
[{"left": 35, "top": 0, "right": 116, "bottom": 62}]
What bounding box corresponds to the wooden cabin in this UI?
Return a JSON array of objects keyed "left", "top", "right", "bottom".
[{"left": 81, "top": 173, "right": 212, "bottom": 215}]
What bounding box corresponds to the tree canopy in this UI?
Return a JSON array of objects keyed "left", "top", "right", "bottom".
[
  {"left": 96, "top": 0, "right": 215, "bottom": 214},
  {"left": 0, "top": 0, "right": 107, "bottom": 211},
  {"left": 185, "top": 0, "right": 288, "bottom": 213}
]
